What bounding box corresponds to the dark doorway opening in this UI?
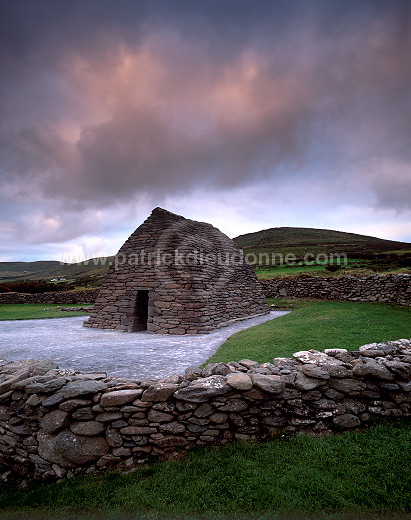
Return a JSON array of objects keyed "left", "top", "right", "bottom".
[{"left": 130, "top": 290, "right": 149, "bottom": 331}]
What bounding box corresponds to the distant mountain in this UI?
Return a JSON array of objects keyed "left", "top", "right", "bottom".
[
  {"left": 0, "top": 258, "right": 113, "bottom": 284},
  {"left": 233, "top": 227, "right": 411, "bottom": 257}
]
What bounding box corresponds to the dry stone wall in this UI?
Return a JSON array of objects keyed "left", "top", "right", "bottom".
[
  {"left": 1, "top": 339, "right": 410, "bottom": 482},
  {"left": 1, "top": 274, "right": 409, "bottom": 309},
  {"left": 0, "top": 290, "right": 98, "bottom": 305},
  {"left": 261, "top": 274, "right": 411, "bottom": 306}
]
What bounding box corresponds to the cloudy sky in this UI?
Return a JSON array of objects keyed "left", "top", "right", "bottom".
[{"left": 1, "top": 0, "right": 410, "bottom": 262}]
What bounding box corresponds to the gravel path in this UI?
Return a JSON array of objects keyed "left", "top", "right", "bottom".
[{"left": 0, "top": 311, "right": 289, "bottom": 379}]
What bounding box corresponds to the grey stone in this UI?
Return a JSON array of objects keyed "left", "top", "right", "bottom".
[
  {"left": 112, "top": 447, "right": 131, "bottom": 457},
  {"left": 159, "top": 421, "right": 186, "bottom": 434},
  {"left": 384, "top": 360, "right": 411, "bottom": 380},
  {"left": 238, "top": 359, "right": 259, "bottom": 369},
  {"left": 398, "top": 381, "right": 411, "bottom": 392},
  {"left": 141, "top": 383, "right": 180, "bottom": 402},
  {"left": 226, "top": 372, "right": 253, "bottom": 390},
  {"left": 37, "top": 431, "right": 72, "bottom": 467},
  {"left": 147, "top": 410, "right": 174, "bottom": 422},
  {"left": 25, "top": 378, "right": 67, "bottom": 394},
  {"left": 0, "top": 405, "right": 10, "bottom": 421},
  {"left": 322, "top": 365, "right": 352, "bottom": 378},
  {"left": 53, "top": 431, "right": 109, "bottom": 465},
  {"left": 59, "top": 399, "right": 93, "bottom": 412},
  {"left": 328, "top": 378, "right": 367, "bottom": 394},
  {"left": 293, "top": 350, "right": 344, "bottom": 366},
  {"left": 262, "top": 416, "right": 286, "bottom": 427},
  {"left": 41, "top": 393, "right": 64, "bottom": 407},
  {"left": 120, "top": 426, "right": 157, "bottom": 435},
  {"left": 333, "top": 414, "right": 361, "bottom": 428},
  {"left": 341, "top": 399, "right": 367, "bottom": 414},
  {"left": 251, "top": 374, "right": 285, "bottom": 394},
  {"left": 314, "top": 399, "right": 337, "bottom": 410},
  {"left": 111, "top": 420, "right": 128, "bottom": 428},
  {"left": 7, "top": 423, "right": 31, "bottom": 435},
  {"left": 11, "top": 375, "right": 52, "bottom": 390},
  {"left": 173, "top": 376, "right": 231, "bottom": 402},
  {"left": 359, "top": 350, "right": 387, "bottom": 358},
  {"left": 59, "top": 380, "right": 108, "bottom": 399},
  {"left": 0, "top": 367, "right": 32, "bottom": 395},
  {"left": 151, "top": 435, "right": 188, "bottom": 447},
  {"left": 31, "top": 360, "right": 59, "bottom": 375},
  {"left": 184, "top": 366, "right": 203, "bottom": 381},
  {"left": 72, "top": 408, "right": 95, "bottom": 420},
  {"left": 105, "top": 426, "right": 123, "bottom": 447},
  {"left": 163, "top": 373, "right": 181, "bottom": 384},
  {"left": 352, "top": 361, "right": 394, "bottom": 380},
  {"left": 100, "top": 389, "right": 143, "bottom": 407},
  {"left": 151, "top": 402, "right": 175, "bottom": 412},
  {"left": 259, "top": 362, "right": 281, "bottom": 375},
  {"left": 40, "top": 410, "right": 69, "bottom": 434},
  {"left": 95, "top": 412, "right": 123, "bottom": 422},
  {"left": 217, "top": 399, "right": 248, "bottom": 412},
  {"left": 299, "top": 365, "right": 330, "bottom": 380},
  {"left": 288, "top": 417, "right": 316, "bottom": 426},
  {"left": 70, "top": 421, "right": 105, "bottom": 436},
  {"left": 323, "top": 348, "right": 352, "bottom": 362},
  {"left": 209, "top": 412, "right": 228, "bottom": 424},
  {"left": 202, "top": 363, "right": 231, "bottom": 377},
  {"left": 294, "top": 373, "right": 323, "bottom": 391},
  {"left": 193, "top": 403, "right": 214, "bottom": 417},
  {"left": 96, "top": 454, "right": 121, "bottom": 467},
  {"left": 359, "top": 342, "right": 399, "bottom": 355},
  {"left": 26, "top": 394, "right": 42, "bottom": 406}
]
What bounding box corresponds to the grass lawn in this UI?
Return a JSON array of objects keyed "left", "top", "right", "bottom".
[
  {"left": 205, "top": 298, "right": 411, "bottom": 364},
  {"left": 0, "top": 304, "right": 93, "bottom": 321}
]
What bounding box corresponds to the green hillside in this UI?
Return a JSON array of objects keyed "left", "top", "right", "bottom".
[
  {"left": 0, "top": 258, "right": 113, "bottom": 287},
  {"left": 233, "top": 226, "right": 411, "bottom": 276},
  {"left": 234, "top": 226, "right": 410, "bottom": 253}
]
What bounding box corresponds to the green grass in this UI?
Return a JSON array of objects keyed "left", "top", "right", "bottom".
[
  {"left": 0, "top": 420, "right": 410, "bottom": 519},
  {"left": 0, "top": 304, "right": 93, "bottom": 320},
  {"left": 255, "top": 264, "right": 339, "bottom": 279},
  {"left": 205, "top": 298, "right": 411, "bottom": 364},
  {"left": 254, "top": 259, "right": 411, "bottom": 279}
]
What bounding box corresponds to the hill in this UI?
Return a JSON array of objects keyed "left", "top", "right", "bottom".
[
  {"left": 233, "top": 227, "right": 411, "bottom": 257},
  {"left": 0, "top": 258, "right": 113, "bottom": 287}
]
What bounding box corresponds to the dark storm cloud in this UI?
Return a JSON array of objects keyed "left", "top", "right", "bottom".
[{"left": 1, "top": 0, "right": 410, "bottom": 215}]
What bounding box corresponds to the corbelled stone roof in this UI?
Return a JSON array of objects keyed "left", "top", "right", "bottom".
[{"left": 84, "top": 208, "right": 268, "bottom": 334}]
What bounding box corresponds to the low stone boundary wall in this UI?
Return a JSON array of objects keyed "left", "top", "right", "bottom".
[
  {"left": 1, "top": 274, "right": 410, "bottom": 307},
  {"left": 0, "top": 339, "right": 410, "bottom": 481},
  {"left": 0, "top": 289, "right": 99, "bottom": 305},
  {"left": 261, "top": 273, "right": 411, "bottom": 306}
]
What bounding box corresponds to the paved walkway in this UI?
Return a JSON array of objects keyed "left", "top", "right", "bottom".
[{"left": 0, "top": 311, "right": 289, "bottom": 380}]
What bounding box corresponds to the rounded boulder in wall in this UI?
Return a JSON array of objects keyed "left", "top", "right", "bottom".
[{"left": 37, "top": 429, "right": 109, "bottom": 467}]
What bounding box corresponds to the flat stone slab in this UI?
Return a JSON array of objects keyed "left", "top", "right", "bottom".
[{"left": 0, "top": 311, "right": 289, "bottom": 380}]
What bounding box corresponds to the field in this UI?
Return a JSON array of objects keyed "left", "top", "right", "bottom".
[
  {"left": 0, "top": 298, "right": 410, "bottom": 519},
  {"left": 0, "top": 304, "right": 93, "bottom": 321},
  {"left": 234, "top": 226, "right": 411, "bottom": 278},
  {"left": 205, "top": 298, "right": 411, "bottom": 363}
]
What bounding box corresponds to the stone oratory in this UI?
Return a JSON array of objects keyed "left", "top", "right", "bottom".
[{"left": 84, "top": 207, "right": 268, "bottom": 334}]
